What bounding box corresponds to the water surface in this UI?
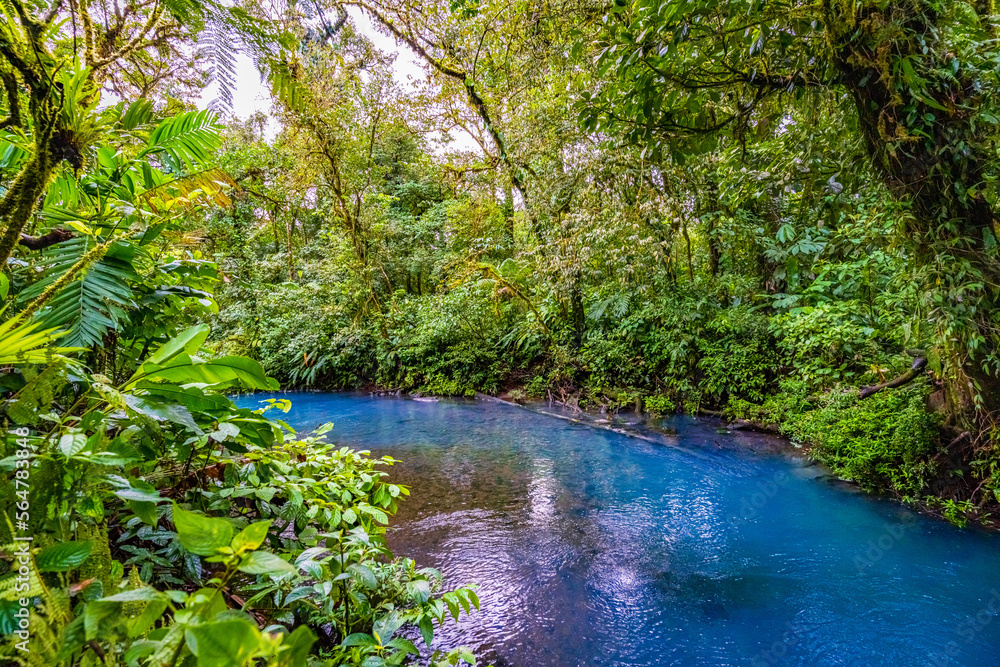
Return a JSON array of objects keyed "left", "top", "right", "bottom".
[{"left": 239, "top": 393, "right": 1000, "bottom": 667}]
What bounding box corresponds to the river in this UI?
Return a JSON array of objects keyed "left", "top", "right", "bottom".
[{"left": 237, "top": 392, "right": 1000, "bottom": 667}]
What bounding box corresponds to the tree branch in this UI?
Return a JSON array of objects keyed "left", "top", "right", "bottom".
[
  {"left": 19, "top": 227, "right": 73, "bottom": 249},
  {"left": 859, "top": 357, "right": 928, "bottom": 399}
]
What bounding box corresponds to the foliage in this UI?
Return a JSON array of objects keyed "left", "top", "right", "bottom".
[
  {"left": 784, "top": 384, "right": 942, "bottom": 498},
  {"left": 9, "top": 0, "right": 1000, "bottom": 662}
]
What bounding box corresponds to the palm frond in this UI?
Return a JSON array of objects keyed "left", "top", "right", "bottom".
[
  {"left": 137, "top": 110, "right": 221, "bottom": 173},
  {"left": 119, "top": 99, "right": 156, "bottom": 131},
  {"left": 0, "top": 317, "right": 76, "bottom": 365},
  {"left": 18, "top": 237, "right": 140, "bottom": 348},
  {"left": 140, "top": 167, "right": 236, "bottom": 214}
]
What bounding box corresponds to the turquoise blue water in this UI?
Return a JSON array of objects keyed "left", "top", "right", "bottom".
[{"left": 237, "top": 393, "right": 1000, "bottom": 667}]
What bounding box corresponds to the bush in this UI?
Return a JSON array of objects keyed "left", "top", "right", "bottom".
[
  {"left": 785, "top": 384, "right": 941, "bottom": 497},
  {"left": 771, "top": 301, "right": 898, "bottom": 389},
  {"left": 644, "top": 394, "right": 676, "bottom": 417},
  {"left": 697, "top": 307, "right": 780, "bottom": 404}
]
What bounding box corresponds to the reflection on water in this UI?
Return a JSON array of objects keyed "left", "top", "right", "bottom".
[{"left": 238, "top": 393, "right": 1000, "bottom": 667}]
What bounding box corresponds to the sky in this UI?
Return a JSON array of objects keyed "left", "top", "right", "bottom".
[{"left": 198, "top": 8, "right": 465, "bottom": 145}]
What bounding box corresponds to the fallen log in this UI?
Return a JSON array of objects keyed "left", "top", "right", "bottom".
[{"left": 859, "top": 356, "right": 927, "bottom": 399}]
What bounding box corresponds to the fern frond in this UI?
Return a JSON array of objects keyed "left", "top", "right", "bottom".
[
  {"left": 201, "top": 15, "right": 240, "bottom": 114},
  {"left": 2, "top": 359, "right": 71, "bottom": 424},
  {"left": 17, "top": 237, "right": 139, "bottom": 348}
]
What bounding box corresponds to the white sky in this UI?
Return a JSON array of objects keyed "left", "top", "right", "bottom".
[{"left": 199, "top": 8, "right": 479, "bottom": 151}]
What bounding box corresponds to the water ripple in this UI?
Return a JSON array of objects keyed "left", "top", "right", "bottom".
[{"left": 238, "top": 393, "right": 1000, "bottom": 667}]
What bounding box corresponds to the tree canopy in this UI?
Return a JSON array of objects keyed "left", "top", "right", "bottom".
[{"left": 3, "top": 0, "right": 1000, "bottom": 664}]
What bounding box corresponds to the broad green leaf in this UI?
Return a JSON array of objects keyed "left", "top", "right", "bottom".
[
  {"left": 347, "top": 562, "right": 376, "bottom": 588},
  {"left": 231, "top": 520, "right": 271, "bottom": 553},
  {"left": 112, "top": 479, "right": 164, "bottom": 504},
  {"left": 123, "top": 394, "right": 204, "bottom": 435},
  {"left": 130, "top": 500, "right": 159, "bottom": 526},
  {"left": 135, "top": 354, "right": 278, "bottom": 391},
  {"left": 372, "top": 612, "right": 403, "bottom": 644},
  {"left": 341, "top": 632, "right": 380, "bottom": 648},
  {"left": 147, "top": 324, "right": 210, "bottom": 364},
  {"left": 237, "top": 551, "right": 297, "bottom": 576},
  {"left": 37, "top": 541, "right": 93, "bottom": 572},
  {"left": 172, "top": 504, "right": 234, "bottom": 556},
  {"left": 275, "top": 626, "right": 317, "bottom": 667},
  {"left": 59, "top": 432, "right": 88, "bottom": 457},
  {"left": 385, "top": 638, "right": 419, "bottom": 655},
  {"left": 185, "top": 618, "right": 261, "bottom": 667},
  {"left": 417, "top": 615, "right": 434, "bottom": 647}
]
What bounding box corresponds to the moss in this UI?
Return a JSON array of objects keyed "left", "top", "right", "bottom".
[{"left": 78, "top": 522, "right": 113, "bottom": 595}]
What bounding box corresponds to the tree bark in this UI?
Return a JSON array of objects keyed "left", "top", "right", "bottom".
[
  {"left": 859, "top": 357, "right": 927, "bottom": 399},
  {"left": 19, "top": 228, "right": 73, "bottom": 250},
  {"left": 825, "top": 0, "right": 1000, "bottom": 419}
]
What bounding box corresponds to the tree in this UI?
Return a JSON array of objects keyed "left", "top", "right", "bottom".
[{"left": 585, "top": 0, "right": 1000, "bottom": 423}]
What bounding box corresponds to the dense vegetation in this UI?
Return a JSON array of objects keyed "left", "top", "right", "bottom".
[{"left": 3, "top": 0, "right": 1000, "bottom": 664}]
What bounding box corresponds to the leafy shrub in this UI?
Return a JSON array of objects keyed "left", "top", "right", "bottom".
[
  {"left": 524, "top": 374, "right": 549, "bottom": 398},
  {"left": 697, "top": 307, "right": 780, "bottom": 404},
  {"left": 0, "top": 327, "right": 484, "bottom": 666},
  {"left": 644, "top": 394, "right": 676, "bottom": 417},
  {"left": 771, "top": 301, "right": 897, "bottom": 389},
  {"left": 784, "top": 384, "right": 942, "bottom": 497}
]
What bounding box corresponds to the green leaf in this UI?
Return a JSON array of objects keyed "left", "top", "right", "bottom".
[
  {"left": 210, "top": 422, "right": 240, "bottom": 442},
  {"left": 130, "top": 500, "right": 159, "bottom": 526},
  {"left": 237, "top": 551, "right": 297, "bottom": 576},
  {"left": 141, "top": 324, "right": 210, "bottom": 367},
  {"left": 185, "top": 618, "right": 261, "bottom": 667},
  {"left": 136, "top": 381, "right": 230, "bottom": 412},
  {"left": 275, "top": 625, "right": 317, "bottom": 666},
  {"left": 443, "top": 594, "right": 460, "bottom": 621},
  {"left": 406, "top": 579, "right": 431, "bottom": 604},
  {"left": 417, "top": 615, "right": 434, "bottom": 647},
  {"left": 123, "top": 394, "right": 204, "bottom": 435},
  {"left": 231, "top": 520, "right": 271, "bottom": 553},
  {"left": 135, "top": 354, "right": 278, "bottom": 391},
  {"left": 59, "top": 432, "right": 88, "bottom": 457},
  {"left": 172, "top": 504, "right": 234, "bottom": 556},
  {"left": 112, "top": 479, "right": 164, "bottom": 504},
  {"left": 385, "top": 638, "right": 419, "bottom": 655},
  {"left": 341, "top": 632, "right": 380, "bottom": 648},
  {"left": 373, "top": 612, "right": 403, "bottom": 644},
  {"left": 37, "top": 541, "right": 93, "bottom": 572},
  {"left": 347, "top": 562, "right": 376, "bottom": 588},
  {"left": 284, "top": 586, "right": 314, "bottom": 605}
]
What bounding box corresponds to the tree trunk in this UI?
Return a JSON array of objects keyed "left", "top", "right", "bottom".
[
  {"left": 704, "top": 172, "right": 721, "bottom": 278},
  {"left": 569, "top": 272, "right": 585, "bottom": 349},
  {"left": 827, "top": 0, "right": 1000, "bottom": 420}
]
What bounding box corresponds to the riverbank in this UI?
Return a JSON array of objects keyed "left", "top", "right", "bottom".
[{"left": 361, "top": 385, "right": 999, "bottom": 531}]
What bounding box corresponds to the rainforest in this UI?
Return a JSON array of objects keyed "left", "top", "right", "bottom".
[{"left": 2, "top": 0, "right": 1000, "bottom": 665}]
